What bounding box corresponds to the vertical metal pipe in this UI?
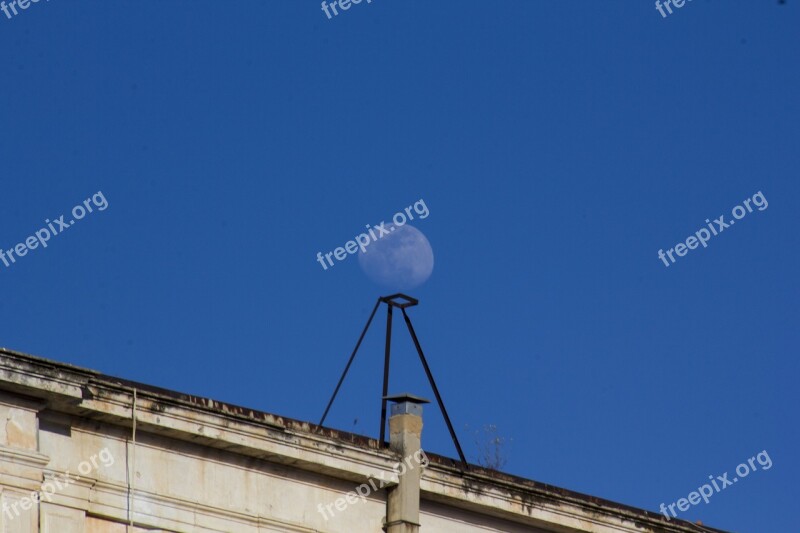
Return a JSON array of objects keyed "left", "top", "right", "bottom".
[{"left": 379, "top": 304, "right": 393, "bottom": 444}]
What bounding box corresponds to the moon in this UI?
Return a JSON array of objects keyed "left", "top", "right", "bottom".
[{"left": 358, "top": 224, "right": 434, "bottom": 291}]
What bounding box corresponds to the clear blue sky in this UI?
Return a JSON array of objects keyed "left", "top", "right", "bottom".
[{"left": 1, "top": 1, "right": 797, "bottom": 531}]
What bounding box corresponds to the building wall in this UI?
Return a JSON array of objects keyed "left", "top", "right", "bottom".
[{"left": 0, "top": 350, "right": 719, "bottom": 533}]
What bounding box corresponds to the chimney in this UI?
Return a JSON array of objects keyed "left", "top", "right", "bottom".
[{"left": 384, "top": 394, "right": 429, "bottom": 533}]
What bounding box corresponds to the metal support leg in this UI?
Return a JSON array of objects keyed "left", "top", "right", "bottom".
[
  {"left": 402, "top": 308, "right": 467, "bottom": 467},
  {"left": 379, "top": 304, "right": 393, "bottom": 445},
  {"left": 319, "top": 298, "right": 382, "bottom": 427}
]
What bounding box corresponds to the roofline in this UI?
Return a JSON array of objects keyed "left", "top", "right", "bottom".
[{"left": 0, "top": 346, "right": 728, "bottom": 533}]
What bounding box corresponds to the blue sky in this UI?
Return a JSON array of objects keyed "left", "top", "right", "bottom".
[{"left": 1, "top": 1, "right": 798, "bottom": 531}]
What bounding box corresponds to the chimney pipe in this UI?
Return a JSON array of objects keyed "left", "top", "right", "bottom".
[{"left": 384, "top": 394, "right": 429, "bottom": 533}]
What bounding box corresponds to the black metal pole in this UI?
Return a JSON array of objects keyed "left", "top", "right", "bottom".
[
  {"left": 401, "top": 308, "right": 467, "bottom": 467},
  {"left": 379, "top": 303, "right": 393, "bottom": 445},
  {"left": 319, "top": 298, "right": 382, "bottom": 427}
]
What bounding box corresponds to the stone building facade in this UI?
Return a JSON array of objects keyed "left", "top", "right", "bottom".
[{"left": 0, "top": 348, "right": 725, "bottom": 533}]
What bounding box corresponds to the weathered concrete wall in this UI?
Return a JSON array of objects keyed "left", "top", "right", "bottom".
[{"left": 0, "top": 349, "right": 722, "bottom": 533}]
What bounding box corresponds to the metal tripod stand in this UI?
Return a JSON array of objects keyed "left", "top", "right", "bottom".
[{"left": 318, "top": 294, "right": 467, "bottom": 467}]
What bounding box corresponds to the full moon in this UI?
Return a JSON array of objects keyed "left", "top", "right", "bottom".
[{"left": 358, "top": 224, "right": 434, "bottom": 291}]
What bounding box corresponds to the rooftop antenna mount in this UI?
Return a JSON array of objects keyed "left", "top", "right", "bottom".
[{"left": 318, "top": 294, "right": 467, "bottom": 468}]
